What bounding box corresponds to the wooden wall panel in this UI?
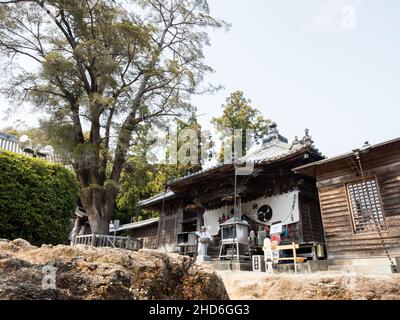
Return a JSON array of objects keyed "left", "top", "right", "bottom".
[
  {"left": 317, "top": 144, "right": 400, "bottom": 183},
  {"left": 318, "top": 148, "right": 400, "bottom": 259},
  {"left": 378, "top": 173, "right": 400, "bottom": 218},
  {"left": 130, "top": 224, "right": 159, "bottom": 249},
  {"left": 156, "top": 203, "right": 181, "bottom": 251},
  {"left": 299, "top": 189, "right": 325, "bottom": 244}
]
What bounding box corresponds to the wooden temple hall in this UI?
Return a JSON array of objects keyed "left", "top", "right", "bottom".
[
  {"left": 135, "top": 124, "right": 328, "bottom": 264},
  {"left": 130, "top": 124, "right": 400, "bottom": 273},
  {"left": 295, "top": 138, "right": 400, "bottom": 261}
]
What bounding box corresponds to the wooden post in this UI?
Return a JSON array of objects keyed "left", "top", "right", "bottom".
[
  {"left": 196, "top": 211, "right": 202, "bottom": 231},
  {"left": 292, "top": 242, "right": 297, "bottom": 274},
  {"left": 91, "top": 233, "right": 97, "bottom": 247}
]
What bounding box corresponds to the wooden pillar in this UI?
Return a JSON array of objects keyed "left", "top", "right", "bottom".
[
  {"left": 196, "top": 209, "right": 204, "bottom": 231},
  {"left": 91, "top": 233, "right": 97, "bottom": 247},
  {"left": 293, "top": 242, "right": 297, "bottom": 274},
  {"left": 197, "top": 212, "right": 201, "bottom": 231},
  {"left": 156, "top": 204, "right": 166, "bottom": 249},
  {"left": 176, "top": 203, "right": 184, "bottom": 234}
]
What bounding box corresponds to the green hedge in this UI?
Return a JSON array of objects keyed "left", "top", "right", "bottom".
[{"left": 0, "top": 151, "right": 79, "bottom": 245}]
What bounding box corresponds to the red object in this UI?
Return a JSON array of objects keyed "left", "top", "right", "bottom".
[{"left": 270, "top": 233, "right": 281, "bottom": 244}]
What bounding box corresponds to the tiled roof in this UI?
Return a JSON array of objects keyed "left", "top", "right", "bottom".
[
  {"left": 137, "top": 125, "right": 324, "bottom": 208},
  {"left": 109, "top": 217, "right": 159, "bottom": 232},
  {"left": 240, "top": 139, "right": 293, "bottom": 162},
  {"left": 137, "top": 190, "right": 176, "bottom": 208},
  {"left": 294, "top": 136, "right": 400, "bottom": 175},
  {"left": 168, "top": 141, "right": 322, "bottom": 186}
]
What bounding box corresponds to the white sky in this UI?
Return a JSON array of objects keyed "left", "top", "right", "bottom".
[{"left": 1, "top": 0, "right": 400, "bottom": 157}]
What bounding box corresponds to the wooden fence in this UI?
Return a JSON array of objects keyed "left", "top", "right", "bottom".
[
  {"left": 0, "top": 137, "right": 70, "bottom": 167},
  {"left": 74, "top": 234, "right": 143, "bottom": 251}
]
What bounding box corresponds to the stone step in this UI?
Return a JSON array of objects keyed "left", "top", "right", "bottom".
[
  {"left": 308, "top": 258, "right": 399, "bottom": 274},
  {"left": 327, "top": 264, "right": 394, "bottom": 274},
  {"left": 328, "top": 258, "right": 395, "bottom": 266},
  {"left": 200, "top": 260, "right": 252, "bottom": 271},
  {"left": 273, "top": 263, "right": 309, "bottom": 274}
]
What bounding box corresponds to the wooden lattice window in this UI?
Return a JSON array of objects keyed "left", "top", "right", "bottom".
[{"left": 347, "top": 178, "right": 385, "bottom": 233}]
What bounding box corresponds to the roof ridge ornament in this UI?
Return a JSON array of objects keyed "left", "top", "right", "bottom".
[
  {"left": 263, "top": 122, "right": 288, "bottom": 145},
  {"left": 363, "top": 141, "right": 371, "bottom": 148},
  {"left": 291, "top": 136, "right": 301, "bottom": 149},
  {"left": 301, "top": 128, "right": 313, "bottom": 146}
]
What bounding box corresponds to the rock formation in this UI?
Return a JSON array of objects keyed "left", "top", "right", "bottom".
[{"left": 0, "top": 239, "right": 228, "bottom": 300}]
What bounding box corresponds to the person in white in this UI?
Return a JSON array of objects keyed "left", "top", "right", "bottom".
[
  {"left": 195, "top": 226, "right": 212, "bottom": 257},
  {"left": 263, "top": 237, "right": 274, "bottom": 274}
]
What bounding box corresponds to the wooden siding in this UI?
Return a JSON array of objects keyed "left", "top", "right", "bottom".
[
  {"left": 156, "top": 203, "right": 184, "bottom": 251},
  {"left": 299, "top": 195, "right": 325, "bottom": 243},
  {"left": 129, "top": 224, "right": 159, "bottom": 249},
  {"left": 298, "top": 178, "right": 325, "bottom": 243},
  {"left": 317, "top": 143, "right": 400, "bottom": 258}
]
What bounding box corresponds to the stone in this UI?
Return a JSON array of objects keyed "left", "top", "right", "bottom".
[{"left": 0, "top": 238, "right": 229, "bottom": 300}]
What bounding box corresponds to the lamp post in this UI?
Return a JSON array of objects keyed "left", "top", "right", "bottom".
[
  {"left": 19, "top": 135, "right": 54, "bottom": 159},
  {"left": 19, "top": 134, "right": 32, "bottom": 150}
]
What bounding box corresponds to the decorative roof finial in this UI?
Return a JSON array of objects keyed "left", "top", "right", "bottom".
[
  {"left": 301, "top": 128, "right": 313, "bottom": 145},
  {"left": 291, "top": 136, "right": 300, "bottom": 148},
  {"left": 268, "top": 122, "right": 278, "bottom": 134},
  {"left": 263, "top": 122, "right": 288, "bottom": 145},
  {"left": 363, "top": 141, "right": 371, "bottom": 148}
]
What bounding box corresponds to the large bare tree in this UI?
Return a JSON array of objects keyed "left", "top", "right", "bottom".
[{"left": 0, "top": 0, "right": 227, "bottom": 234}]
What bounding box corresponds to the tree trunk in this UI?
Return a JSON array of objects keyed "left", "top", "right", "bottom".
[
  {"left": 80, "top": 184, "right": 118, "bottom": 235},
  {"left": 86, "top": 208, "right": 111, "bottom": 235}
]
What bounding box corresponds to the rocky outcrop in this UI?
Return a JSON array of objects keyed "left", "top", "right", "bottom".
[{"left": 0, "top": 239, "right": 229, "bottom": 300}]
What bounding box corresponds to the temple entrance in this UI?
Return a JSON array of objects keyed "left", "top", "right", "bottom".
[
  {"left": 181, "top": 211, "right": 198, "bottom": 233},
  {"left": 175, "top": 210, "right": 202, "bottom": 257}
]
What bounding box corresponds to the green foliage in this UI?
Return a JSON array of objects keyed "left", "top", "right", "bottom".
[
  {"left": 0, "top": 0, "right": 227, "bottom": 233},
  {"left": 212, "top": 91, "right": 271, "bottom": 162},
  {"left": 116, "top": 159, "right": 200, "bottom": 223},
  {"left": 115, "top": 115, "right": 205, "bottom": 223},
  {"left": 38, "top": 119, "right": 77, "bottom": 157},
  {"left": 0, "top": 151, "right": 80, "bottom": 245},
  {"left": 174, "top": 113, "right": 212, "bottom": 166}
]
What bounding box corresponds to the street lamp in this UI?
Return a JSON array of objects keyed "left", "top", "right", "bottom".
[
  {"left": 19, "top": 134, "right": 31, "bottom": 145},
  {"left": 19, "top": 135, "right": 54, "bottom": 159}
]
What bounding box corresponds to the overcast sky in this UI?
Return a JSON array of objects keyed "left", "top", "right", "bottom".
[{"left": 1, "top": 0, "right": 399, "bottom": 157}]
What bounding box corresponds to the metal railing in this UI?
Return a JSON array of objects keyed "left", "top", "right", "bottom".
[{"left": 74, "top": 234, "right": 143, "bottom": 251}]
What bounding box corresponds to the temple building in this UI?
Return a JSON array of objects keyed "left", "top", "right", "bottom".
[
  {"left": 294, "top": 137, "right": 400, "bottom": 264},
  {"left": 133, "top": 124, "right": 326, "bottom": 261},
  {"left": 67, "top": 125, "right": 400, "bottom": 272}
]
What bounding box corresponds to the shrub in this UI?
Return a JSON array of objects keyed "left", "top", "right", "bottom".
[{"left": 0, "top": 151, "right": 79, "bottom": 245}]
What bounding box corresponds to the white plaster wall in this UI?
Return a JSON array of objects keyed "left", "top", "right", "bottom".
[
  {"left": 203, "top": 208, "right": 224, "bottom": 236},
  {"left": 203, "top": 191, "right": 300, "bottom": 236}
]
